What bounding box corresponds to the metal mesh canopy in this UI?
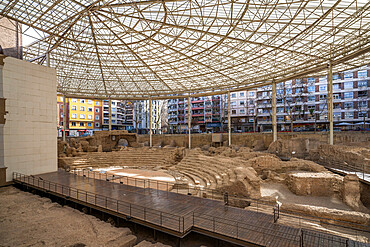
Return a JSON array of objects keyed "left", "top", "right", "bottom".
[{"left": 1, "top": 0, "right": 370, "bottom": 99}]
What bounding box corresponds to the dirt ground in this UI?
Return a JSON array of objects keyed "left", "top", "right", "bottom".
[{"left": 0, "top": 186, "right": 170, "bottom": 247}]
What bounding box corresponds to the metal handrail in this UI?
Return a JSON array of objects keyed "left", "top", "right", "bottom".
[
  {"left": 12, "top": 172, "right": 368, "bottom": 246},
  {"left": 73, "top": 168, "right": 370, "bottom": 234}
]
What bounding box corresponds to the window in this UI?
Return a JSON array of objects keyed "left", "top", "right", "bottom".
[
  {"left": 88, "top": 115, "right": 93, "bottom": 120},
  {"left": 80, "top": 122, "right": 85, "bottom": 127},
  {"left": 230, "top": 101, "right": 236, "bottom": 106},
  {"left": 359, "top": 112, "right": 368, "bottom": 118},
  {"left": 240, "top": 109, "right": 245, "bottom": 114},
  {"left": 333, "top": 112, "right": 341, "bottom": 120},
  {"left": 295, "top": 88, "right": 302, "bottom": 94},
  {"left": 308, "top": 96, "right": 315, "bottom": 102},
  {"left": 71, "top": 122, "right": 76, "bottom": 126},
  {"left": 80, "top": 114, "right": 85, "bottom": 119},
  {"left": 359, "top": 101, "right": 368, "bottom": 108},
  {"left": 344, "top": 81, "right": 353, "bottom": 89},
  {"left": 60, "top": 104, "right": 63, "bottom": 109},
  {"left": 358, "top": 70, "right": 367, "bottom": 78},
  {"left": 112, "top": 120, "right": 116, "bottom": 124},
  {"left": 307, "top": 86, "right": 315, "bottom": 92},
  {"left": 88, "top": 107, "right": 93, "bottom": 112},
  {"left": 240, "top": 92, "right": 245, "bottom": 97},
  {"left": 231, "top": 93, "right": 236, "bottom": 98},
  {"left": 61, "top": 113, "right": 64, "bottom": 118},
  {"left": 239, "top": 101, "right": 245, "bottom": 106},
  {"left": 307, "top": 77, "right": 315, "bottom": 83},
  {"left": 344, "top": 102, "right": 353, "bottom": 109},
  {"left": 71, "top": 98, "right": 77, "bottom": 102},
  {"left": 319, "top": 76, "right": 327, "bottom": 82},
  {"left": 358, "top": 81, "right": 367, "bottom": 87},
  {"left": 112, "top": 101, "right": 116, "bottom": 105},
  {"left": 80, "top": 99, "right": 85, "bottom": 103},
  {"left": 333, "top": 73, "right": 340, "bottom": 80},
  {"left": 333, "top": 103, "right": 341, "bottom": 109},
  {"left": 277, "top": 89, "right": 284, "bottom": 95},
  {"left": 232, "top": 110, "right": 236, "bottom": 114},
  {"left": 358, "top": 91, "right": 368, "bottom": 98},
  {"left": 87, "top": 123, "right": 92, "bottom": 127},
  {"left": 95, "top": 115, "right": 100, "bottom": 120},
  {"left": 88, "top": 100, "right": 93, "bottom": 104},
  {"left": 286, "top": 97, "right": 293, "bottom": 103},
  {"left": 333, "top": 94, "right": 340, "bottom": 100},
  {"left": 95, "top": 101, "right": 99, "bottom": 106},
  {"left": 249, "top": 109, "right": 254, "bottom": 114},
  {"left": 319, "top": 94, "right": 327, "bottom": 100},
  {"left": 71, "top": 105, "right": 77, "bottom": 111},
  {"left": 333, "top": 84, "right": 340, "bottom": 90},
  {"left": 71, "top": 113, "right": 77, "bottom": 119},
  {"left": 277, "top": 107, "right": 284, "bottom": 113},
  {"left": 285, "top": 88, "right": 292, "bottom": 94},
  {"left": 95, "top": 123, "right": 100, "bottom": 127},
  {"left": 345, "top": 112, "right": 354, "bottom": 119},
  {"left": 319, "top": 85, "right": 327, "bottom": 91},
  {"left": 80, "top": 106, "right": 85, "bottom": 111},
  {"left": 95, "top": 108, "right": 99, "bottom": 113},
  {"left": 262, "top": 92, "right": 268, "bottom": 97},
  {"left": 249, "top": 92, "right": 254, "bottom": 97},
  {"left": 307, "top": 105, "right": 315, "bottom": 110},
  {"left": 344, "top": 92, "right": 353, "bottom": 99},
  {"left": 344, "top": 72, "right": 353, "bottom": 79}
]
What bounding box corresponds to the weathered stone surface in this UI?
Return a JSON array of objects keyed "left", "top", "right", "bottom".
[
  {"left": 343, "top": 174, "right": 368, "bottom": 212},
  {"left": 97, "top": 145, "right": 103, "bottom": 152},
  {"left": 80, "top": 141, "right": 90, "bottom": 152},
  {"left": 252, "top": 139, "right": 265, "bottom": 151},
  {"left": 280, "top": 203, "right": 370, "bottom": 226},
  {"left": 268, "top": 138, "right": 311, "bottom": 158},
  {"left": 286, "top": 172, "right": 343, "bottom": 197}
]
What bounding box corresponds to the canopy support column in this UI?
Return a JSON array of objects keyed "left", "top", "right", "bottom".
[
  {"left": 149, "top": 98, "right": 152, "bottom": 147},
  {"left": 227, "top": 91, "right": 231, "bottom": 146},
  {"left": 328, "top": 61, "right": 333, "bottom": 145},
  {"left": 108, "top": 99, "right": 112, "bottom": 131},
  {"left": 272, "top": 80, "right": 277, "bottom": 142},
  {"left": 63, "top": 94, "right": 66, "bottom": 142},
  {"left": 188, "top": 96, "right": 191, "bottom": 149}
]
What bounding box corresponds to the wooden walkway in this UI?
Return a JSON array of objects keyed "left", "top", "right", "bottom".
[{"left": 13, "top": 171, "right": 365, "bottom": 247}]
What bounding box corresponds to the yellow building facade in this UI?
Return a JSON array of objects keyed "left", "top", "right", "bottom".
[{"left": 57, "top": 95, "right": 102, "bottom": 133}]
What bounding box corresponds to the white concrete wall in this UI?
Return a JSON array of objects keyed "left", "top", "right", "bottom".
[{"left": 1, "top": 57, "right": 57, "bottom": 181}]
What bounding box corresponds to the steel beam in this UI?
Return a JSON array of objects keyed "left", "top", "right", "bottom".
[
  {"left": 109, "top": 99, "right": 112, "bottom": 131},
  {"left": 188, "top": 96, "right": 191, "bottom": 149},
  {"left": 328, "top": 61, "right": 333, "bottom": 145},
  {"left": 63, "top": 94, "right": 66, "bottom": 141},
  {"left": 227, "top": 91, "right": 231, "bottom": 146},
  {"left": 272, "top": 81, "right": 277, "bottom": 142},
  {"left": 149, "top": 98, "right": 152, "bottom": 147}
]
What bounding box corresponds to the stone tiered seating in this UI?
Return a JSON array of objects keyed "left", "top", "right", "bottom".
[
  {"left": 173, "top": 154, "right": 243, "bottom": 190},
  {"left": 64, "top": 147, "right": 178, "bottom": 169}
]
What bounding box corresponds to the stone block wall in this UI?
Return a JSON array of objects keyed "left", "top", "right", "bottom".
[
  {"left": 0, "top": 56, "right": 57, "bottom": 181},
  {"left": 137, "top": 132, "right": 370, "bottom": 148}
]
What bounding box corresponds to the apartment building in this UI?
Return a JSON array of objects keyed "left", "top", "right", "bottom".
[
  {"left": 57, "top": 95, "right": 102, "bottom": 136},
  {"left": 167, "top": 95, "right": 227, "bottom": 133},
  {"left": 101, "top": 100, "right": 134, "bottom": 130},
  {"left": 229, "top": 66, "right": 370, "bottom": 131},
  {"left": 229, "top": 90, "right": 258, "bottom": 132},
  {"left": 133, "top": 100, "right": 166, "bottom": 134}
]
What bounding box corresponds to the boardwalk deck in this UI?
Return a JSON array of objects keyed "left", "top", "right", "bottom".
[{"left": 13, "top": 170, "right": 364, "bottom": 247}]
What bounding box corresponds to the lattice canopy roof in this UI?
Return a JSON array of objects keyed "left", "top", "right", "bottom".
[{"left": 1, "top": 0, "right": 370, "bottom": 99}]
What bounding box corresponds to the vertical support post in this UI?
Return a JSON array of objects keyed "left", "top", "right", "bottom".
[
  {"left": 188, "top": 96, "right": 191, "bottom": 149},
  {"left": 46, "top": 52, "right": 50, "bottom": 67},
  {"left": 63, "top": 94, "right": 67, "bottom": 142},
  {"left": 272, "top": 80, "right": 277, "bottom": 142},
  {"left": 227, "top": 91, "right": 231, "bottom": 146},
  {"left": 108, "top": 99, "right": 112, "bottom": 131},
  {"left": 149, "top": 98, "right": 152, "bottom": 147},
  {"left": 328, "top": 61, "right": 333, "bottom": 145}
]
